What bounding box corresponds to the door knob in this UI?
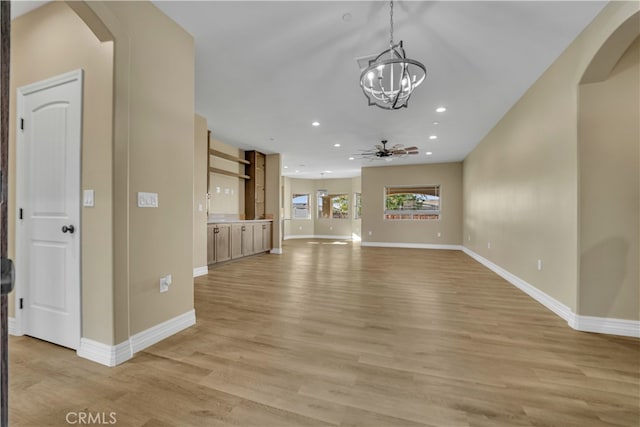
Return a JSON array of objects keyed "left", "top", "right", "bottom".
[{"left": 62, "top": 225, "right": 75, "bottom": 234}]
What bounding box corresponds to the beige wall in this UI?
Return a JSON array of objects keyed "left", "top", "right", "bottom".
[
  {"left": 265, "top": 154, "right": 282, "bottom": 251},
  {"left": 101, "top": 1, "right": 195, "bottom": 336},
  {"left": 194, "top": 115, "right": 208, "bottom": 270},
  {"left": 352, "top": 176, "right": 362, "bottom": 240},
  {"left": 362, "top": 163, "right": 463, "bottom": 245},
  {"left": 284, "top": 177, "right": 316, "bottom": 237},
  {"left": 10, "top": 2, "right": 114, "bottom": 342},
  {"left": 208, "top": 137, "right": 245, "bottom": 216},
  {"left": 314, "top": 178, "right": 355, "bottom": 238},
  {"left": 72, "top": 0, "right": 196, "bottom": 342},
  {"left": 463, "top": 2, "right": 639, "bottom": 316},
  {"left": 283, "top": 176, "right": 360, "bottom": 239},
  {"left": 578, "top": 37, "right": 639, "bottom": 320}
]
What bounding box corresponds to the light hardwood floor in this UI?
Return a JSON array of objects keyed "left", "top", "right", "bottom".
[{"left": 8, "top": 239, "right": 640, "bottom": 426}]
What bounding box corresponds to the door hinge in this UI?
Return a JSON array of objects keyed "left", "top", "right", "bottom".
[
  {"left": 20, "top": 118, "right": 24, "bottom": 131},
  {"left": 19, "top": 298, "right": 23, "bottom": 310},
  {"left": 19, "top": 208, "right": 23, "bottom": 220}
]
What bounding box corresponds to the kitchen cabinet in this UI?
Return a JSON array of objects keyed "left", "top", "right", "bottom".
[
  {"left": 242, "top": 224, "right": 253, "bottom": 255},
  {"left": 207, "top": 225, "right": 216, "bottom": 265},
  {"left": 252, "top": 222, "right": 272, "bottom": 253},
  {"left": 231, "top": 223, "right": 247, "bottom": 259},
  {"left": 208, "top": 220, "right": 272, "bottom": 264},
  {"left": 207, "top": 223, "right": 231, "bottom": 265}
]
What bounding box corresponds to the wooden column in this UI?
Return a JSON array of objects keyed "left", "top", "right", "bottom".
[{"left": 0, "top": 2, "right": 10, "bottom": 426}]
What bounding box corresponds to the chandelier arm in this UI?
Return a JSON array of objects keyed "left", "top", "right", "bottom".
[{"left": 389, "top": 0, "right": 394, "bottom": 48}]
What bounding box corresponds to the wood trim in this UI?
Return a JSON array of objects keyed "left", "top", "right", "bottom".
[
  {"left": 209, "top": 167, "right": 250, "bottom": 180},
  {"left": 209, "top": 149, "right": 250, "bottom": 165},
  {"left": 206, "top": 130, "right": 211, "bottom": 195},
  {"left": 1, "top": 3, "right": 10, "bottom": 425}
]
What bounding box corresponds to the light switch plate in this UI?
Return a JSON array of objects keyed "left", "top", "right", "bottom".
[
  {"left": 138, "top": 192, "right": 159, "bottom": 208},
  {"left": 83, "top": 189, "right": 95, "bottom": 207}
]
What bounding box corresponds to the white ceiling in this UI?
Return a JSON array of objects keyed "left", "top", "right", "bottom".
[
  {"left": 20, "top": 1, "right": 607, "bottom": 179},
  {"left": 10, "top": 1, "right": 49, "bottom": 19}
]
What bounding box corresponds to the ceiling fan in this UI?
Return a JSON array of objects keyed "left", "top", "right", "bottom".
[{"left": 358, "top": 140, "right": 419, "bottom": 161}]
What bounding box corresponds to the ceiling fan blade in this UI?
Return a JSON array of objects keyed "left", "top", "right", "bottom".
[
  {"left": 404, "top": 146, "right": 418, "bottom": 151},
  {"left": 391, "top": 149, "right": 407, "bottom": 154},
  {"left": 407, "top": 151, "right": 419, "bottom": 155}
]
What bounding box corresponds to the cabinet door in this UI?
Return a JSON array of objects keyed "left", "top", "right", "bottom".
[
  {"left": 231, "top": 224, "right": 244, "bottom": 259},
  {"left": 207, "top": 225, "right": 216, "bottom": 265},
  {"left": 262, "top": 223, "right": 272, "bottom": 251},
  {"left": 215, "top": 224, "right": 232, "bottom": 262},
  {"left": 252, "top": 223, "right": 264, "bottom": 253},
  {"left": 242, "top": 224, "right": 253, "bottom": 256}
]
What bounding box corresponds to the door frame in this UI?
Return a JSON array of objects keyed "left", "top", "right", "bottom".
[{"left": 14, "top": 69, "right": 83, "bottom": 345}]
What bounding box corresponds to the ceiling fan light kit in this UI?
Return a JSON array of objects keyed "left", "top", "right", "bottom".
[
  {"left": 359, "top": 0, "right": 426, "bottom": 110},
  {"left": 358, "top": 140, "right": 419, "bottom": 161}
]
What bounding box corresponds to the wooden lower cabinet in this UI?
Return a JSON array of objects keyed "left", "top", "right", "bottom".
[
  {"left": 207, "top": 223, "right": 231, "bottom": 264},
  {"left": 251, "top": 222, "right": 272, "bottom": 253},
  {"left": 242, "top": 224, "right": 253, "bottom": 255},
  {"left": 262, "top": 222, "right": 272, "bottom": 251},
  {"left": 209, "top": 221, "right": 272, "bottom": 264},
  {"left": 231, "top": 224, "right": 244, "bottom": 259},
  {"left": 252, "top": 223, "right": 263, "bottom": 255},
  {"left": 207, "top": 225, "right": 216, "bottom": 265}
]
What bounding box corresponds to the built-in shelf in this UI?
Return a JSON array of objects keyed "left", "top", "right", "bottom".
[
  {"left": 209, "top": 167, "right": 250, "bottom": 180},
  {"left": 209, "top": 149, "right": 250, "bottom": 165}
]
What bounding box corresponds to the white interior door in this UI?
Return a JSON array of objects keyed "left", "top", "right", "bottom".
[{"left": 16, "top": 70, "right": 82, "bottom": 350}]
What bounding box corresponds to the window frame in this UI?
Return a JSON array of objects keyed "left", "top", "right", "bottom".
[
  {"left": 292, "top": 193, "right": 311, "bottom": 220},
  {"left": 354, "top": 192, "right": 362, "bottom": 220},
  {"left": 383, "top": 185, "right": 441, "bottom": 221},
  {"left": 317, "top": 192, "right": 350, "bottom": 220}
]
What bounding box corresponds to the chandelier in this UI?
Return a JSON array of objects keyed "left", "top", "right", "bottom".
[{"left": 359, "top": 0, "right": 426, "bottom": 110}]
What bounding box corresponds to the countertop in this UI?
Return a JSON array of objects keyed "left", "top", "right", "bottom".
[{"left": 207, "top": 218, "right": 272, "bottom": 224}]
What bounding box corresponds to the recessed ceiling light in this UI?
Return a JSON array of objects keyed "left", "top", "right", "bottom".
[
  {"left": 334, "top": 143, "right": 341, "bottom": 147},
  {"left": 433, "top": 121, "right": 439, "bottom": 125},
  {"left": 436, "top": 106, "right": 447, "bottom": 113},
  {"left": 426, "top": 151, "right": 433, "bottom": 156},
  {"left": 284, "top": 166, "right": 288, "bottom": 169},
  {"left": 312, "top": 121, "right": 320, "bottom": 126},
  {"left": 429, "top": 135, "right": 438, "bottom": 140},
  {"left": 295, "top": 170, "right": 300, "bottom": 173},
  {"left": 348, "top": 157, "right": 355, "bottom": 160},
  {"left": 324, "top": 170, "right": 332, "bottom": 173}
]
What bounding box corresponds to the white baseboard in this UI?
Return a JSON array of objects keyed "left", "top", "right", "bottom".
[
  {"left": 313, "top": 235, "right": 353, "bottom": 240},
  {"left": 270, "top": 248, "right": 283, "bottom": 254},
  {"left": 284, "top": 234, "right": 353, "bottom": 241},
  {"left": 77, "top": 309, "right": 196, "bottom": 367},
  {"left": 571, "top": 315, "right": 640, "bottom": 338},
  {"left": 193, "top": 266, "right": 208, "bottom": 277},
  {"left": 8, "top": 317, "right": 20, "bottom": 336},
  {"left": 130, "top": 309, "right": 196, "bottom": 354},
  {"left": 362, "top": 242, "right": 463, "bottom": 250},
  {"left": 78, "top": 338, "right": 132, "bottom": 367},
  {"left": 462, "top": 247, "right": 640, "bottom": 338},
  {"left": 462, "top": 247, "right": 573, "bottom": 322},
  {"left": 283, "top": 235, "right": 316, "bottom": 240}
]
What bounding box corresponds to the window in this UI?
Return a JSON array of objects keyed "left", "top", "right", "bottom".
[
  {"left": 292, "top": 193, "right": 310, "bottom": 219},
  {"left": 384, "top": 185, "right": 440, "bottom": 220},
  {"left": 354, "top": 192, "right": 362, "bottom": 219},
  {"left": 318, "top": 192, "right": 349, "bottom": 219}
]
